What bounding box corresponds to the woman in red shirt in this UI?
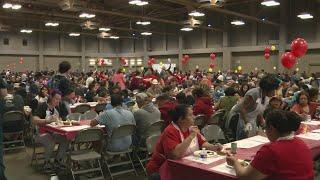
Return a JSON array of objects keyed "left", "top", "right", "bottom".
[
  {"left": 291, "top": 91, "right": 317, "bottom": 119},
  {"left": 226, "top": 110, "right": 314, "bottom": 180},
  {"left": 146, "top": 104, "right": 223, "bottom": 179},
  {"left": 192, "top": 87, "right": 214, "bottom": 120}
]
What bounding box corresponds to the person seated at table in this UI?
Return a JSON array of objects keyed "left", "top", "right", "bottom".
[
  {"left": 35, "top": 86, "right": 49, "bottom": 104},
  {"left": 291, "top": 91, "right": 317, "bottom": 120},
  {"left": 134, "top": 93, "right": 161, "bottom": 145},
  {"left": 85, "top": 81, "right": 99, "bottom": 102},
  {"left": 263, "top": 96, "right": 282, "bottom": 119},
  {"left": 215, "top": 87, "right": 239, "bottom": 121},
  {"left": 309, "top": 87, "right": 319, "bottom": 103},
  {"left": 147, "top": 79, "right": 162, "bottom": 98},
  {"left": 32, "top": 90, "right": 69, "bottom": 172},
  {"left": 90, "top": 94, "right": 136, "bottom": 152},
  {"left": 146, "top": 104, "right": 223, "bottom": 180},
  {"left": 155, "top": 94, "right": 177, "bottom": 128},
  {"left": 60, "top": 87, "right": 76, "bottom": 117},
  {"left": 226, "top": 110, "right": 314, "bottom": 180},
  {"left": 192, "top": 87, "right": 214, "bottom": 121}
]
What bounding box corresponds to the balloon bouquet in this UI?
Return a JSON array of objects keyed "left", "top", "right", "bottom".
[{"left": 281, "top": 38, "right": 308, "bottom": 69}]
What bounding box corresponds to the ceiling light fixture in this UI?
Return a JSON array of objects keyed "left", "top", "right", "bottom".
[
  {"left": 79, "top": 12, "right": 95, "bottom": 19},
  {"left": 129, "top": 0, "right": 149, "bottom": 6},
  {"left": 20, "top": 29, "right": 32, "bottom": 33},
  {"left": 207, "top": 24, "right": 212, "bottom": 27},
  {"left": 136, "top": 21, "right": 151, "bottom": 25},
  {"left": 297, "top": 13, "right": 313, "bottom": 19},
  {"left": 45, "top": 22, "right": 59, "bottom": 27},
  {"left": 110, "top": 36, "right": 120, "bottom": 39},
  {"left": 261, "top": 0, "right": 280, "bottom": 7},
  {"left": 69, "top": 33, "right": 80, "bottom": 37},
  {"left": 231, "top": 20, "right": 245, "bottom": 26},
  {"left": 180, "top": 27, "right": 193, "bottom": 31},
  {"left": 188, "top": 10, "right": 205, "bottom": 17},
  {"left": 3, "top": 3, "right": 21, "bottom": 9},
  {"left": 141, "top": 32, "right": 152, "bottom": 36},
  {"left": 99, "top": 27, "right": 111, "bottom": 32}
]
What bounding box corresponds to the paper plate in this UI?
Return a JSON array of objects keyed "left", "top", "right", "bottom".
[{"left": 193, "top": 150, "right": 217, "bottom": 158}]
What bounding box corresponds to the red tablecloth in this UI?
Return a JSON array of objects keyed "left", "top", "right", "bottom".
[
  {"left": 39, "top": 120, "right": 104, "bottom": 140},
  {"left": 160, "top": 136, "right": 320, "bottom": 180}
]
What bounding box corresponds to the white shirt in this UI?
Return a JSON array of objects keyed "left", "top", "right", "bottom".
[{"left": 86, "top": 76, "right": 94, "bottom": 88}]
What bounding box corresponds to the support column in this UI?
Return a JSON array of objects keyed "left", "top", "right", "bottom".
[
  {"left": 278, "top": 0, "right": 288, "bottom": 72},
  {"left": 143, "top": 38, "right": 148, "bottom": 66},
  {"left": 250, "top": 2, "right": 258, "bottom": 46},
  {"left": 202, "top": 29, "right": 207, "bottom": 48},
  {"left": 163, "top": 34, "right": 167, "bottom": 51},
  {"left": 38, "top": 32, "right": 44, "bottom": 71},
  {"left": 178, "top": 34, "right": 183, "bottom": 70},
  {"left": 98, "top": 39, "right": 103, "bottom": 53},
  {"left": 81, "top": 36, "right": 86, "bottom": 72},
  {"left": 222, "top": 27, "right": 231, "bottom": 71},
  {"left": 59, "top": 34, "right": 64, "bottom": 52}
]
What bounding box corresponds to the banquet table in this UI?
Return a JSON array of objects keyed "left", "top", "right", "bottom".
[
  {"left": 160, "top": 133, "right": 320, "bottom": 180},
  {"left": 39, "top": 120, "right": 105, "bottom": 140}
]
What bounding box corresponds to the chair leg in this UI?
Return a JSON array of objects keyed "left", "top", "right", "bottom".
[
  {"left": 128, "top": 153, "right": 138, "bottom": 176},
  {"left": 134, "top": 151, "right": 147, "bottom": 176},
  {"left": 98, "top": 159, "right": 105, "bottom": 180},
  {"left": 104, "top": 157, "right": 114, "bottom": 180}
]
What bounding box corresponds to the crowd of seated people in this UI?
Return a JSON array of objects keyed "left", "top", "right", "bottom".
[{"left": 0, "top": 60, "right": 319, "bottom": 179}]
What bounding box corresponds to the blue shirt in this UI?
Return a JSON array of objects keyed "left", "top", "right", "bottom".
[{"left": 97, "top": 107, "right": 136, "bottom": 152}]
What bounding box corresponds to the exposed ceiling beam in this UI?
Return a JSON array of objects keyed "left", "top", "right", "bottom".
[{"left": 164, "top": 0, "right": 280, "bottom": 27}]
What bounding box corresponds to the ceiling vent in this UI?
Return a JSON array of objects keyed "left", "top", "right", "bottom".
[
  {"left": 58, "top": 0, "right": 85, "bottom": 11},
  {"left": 81, "top": 21, "right": 99, "bottom": 30}
]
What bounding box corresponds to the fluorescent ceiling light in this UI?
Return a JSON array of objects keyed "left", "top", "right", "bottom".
[
  {"left": 141, "top": 32, "right": 152, "bottom": 36},
  {"left": 69, "top": 33, "right": 80, "bottom": 37},
  {"left": 99, "top": 27, "right": 111, "bottom": 31},
  {"left": 45, "top": 22, "right": 59, "bottom": 27},
  {"left": 79, "top": 12, "right": 95, "bottom": 19},
  {"left": 261, "top": 0, "right": 280, "bottom": 7},
  {"left": 11, "top": 4, "right": 21, "bottom": 9},
  {"left": 231, "top": 20, "right": 245, "bottom": 26},
  {"left": 136, "top": 21, "right": 151, "bottom": 25},
  {"left": 110, "top": 36, "right": 120, "bottom": 39},
  {"left": 2, "top": 3, "right": 12, "bottom": 9},
  {"left": 297, "top": 13, "right": 313, "bottom": 19},
  {"left": 129, "top": 0, "right": 148, "bottom": 6},
  {"left": 189, "top": 10, "right": 205, "bottom": 17},
  {"left": 20, "top": 29, "right": 32, "bottom": 33},
  {"left": 180, "top": 27, "right": 193, "bottom": 31},
  {"left": 207, "top": 24, "right": 212, "bottom": 27}
]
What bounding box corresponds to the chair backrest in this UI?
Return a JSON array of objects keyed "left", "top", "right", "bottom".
[
  {"left": 84, "top": 110, "right": 98, "bottom": 120},
  {"left": 207, "top": 112, "right": 224, "bottom": 125},
  {"left": 67, "top": 113, "right": 82, "bottom": 121},
  {"left": 74, "top": 104, "right": 91, "bottom": 114},
  {"left": 74, "top": 128, "right": 104, "bottom": 144},
  {"left": 201, "top": 124, "right": 225, "bottom": 142},
  {"left": 145, "top": 120, "right": 164, "bottom": 138},
  {"left": 95, "top": 103, "right": 107, "bottom": 113},
  {"left": 3, "top": 111, "right": 25, "bottom": 133},
  {"left": 146, "top": 135, "right": 160, "bottom": 154},
  {"left": 194, "top": 114, "right": 206, "bottom": 127},
  {"left": 111, "top": 124, "right": 136, "bottom": 139}
]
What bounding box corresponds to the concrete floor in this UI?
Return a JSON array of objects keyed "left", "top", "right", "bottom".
[{"left": 4, "top": 147, "right": 147, "bottom": 180}]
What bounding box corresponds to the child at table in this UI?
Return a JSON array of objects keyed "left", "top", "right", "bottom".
[{"left": 32, "top": 90, "right": 69, "bottom": 173}]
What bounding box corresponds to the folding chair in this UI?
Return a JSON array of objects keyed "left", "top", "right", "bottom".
[
  {"left": 201, "top": 124, "right": 225, "bottom": 143},
  {"left": 104, "top": 124, "right": 137, "bottom": 180},
  {"left": 68, "top": 128, "right": 105, "bottom": 180},
  {"left": 66, "top": 113, "right": 82, "bottom": 121},
  {"left": 95, "top": 103, "right": 107, "bottom": 114},
  {"left": 194, "top": 114, "right": 206, "bottom": 129},
  {"left": 83, "top": 110, "right": 98, "bottom": 120},
  {"left": 135, "top": 120, "right": 164, "bottom": 175},
  {"left": 3, "top": 111, "right": 26, "bottom": 151},
  {"left": 207, "top": 111, "right": 225, "bottom": 125},
  {"left": 74, "top": 104, "right": 91, "bottom": 114}
]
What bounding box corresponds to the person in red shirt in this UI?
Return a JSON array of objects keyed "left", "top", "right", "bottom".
[
  {"left": 146, "top": 104, "right": 223, "bottom": 179},
  {"left": 192, "top": 87, "right": 214, "bottom": 120},
  {"left": 226, "top": 110, "right": 314, "bottom": 180},
  {"left": 155, "top": 94, "right": 177, "bottom": 127}
]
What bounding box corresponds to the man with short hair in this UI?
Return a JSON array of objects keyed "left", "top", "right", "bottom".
[
  {"left": 134, "top": 93, "right": 161, "bottom": 144},
  {"left": 90, "top": 94, "right": 136, "bottom": 151},
  {"left": 48, "top": 61, "right": 72, "bottom": 96}
]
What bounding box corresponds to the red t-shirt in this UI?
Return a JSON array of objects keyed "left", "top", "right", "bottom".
[
  {"left": 159, "top": 101, "right": 177, "bottom": 127},
  {"left": 251, "top": 138, "right": 314, "bottom": 180},
  {"left": 193, "top": 97, "right": 214, "bottom": 119},
  {"left": 146, "top": 124, "right": 206, "bottom": 175}
]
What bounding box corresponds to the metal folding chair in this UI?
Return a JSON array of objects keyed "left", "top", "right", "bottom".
[
  {"left": 207, "top": 111, "right": 225, "bottom": 125},
  {"left": 95, "top": 103, "right": 107, "bottom": 114},
  {"left": 104, "top": 124, "right": 137, "bottom": 180},
  {"left": 201, "top": 124, "right": 226, "bottom": 143},
  {"left": 74, "top": 104, "right": 91, "bottom": 114},
  {"left": 68, "top": 128, "right": 105, "bottom": 180},
  {"left": 194, "top": 114, "right": 206, "bottom": 129},
  {"left": 66, "top": 113, "right": 82, "bottom": 121},
  {"left": 3, "top": 111, "right": 26, "bottom": 151}
]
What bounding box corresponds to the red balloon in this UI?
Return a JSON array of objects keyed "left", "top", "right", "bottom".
[
  {"left": 209, "top": 64, "right": 215, "bottom": 68},
  {"left": 264, "top": 47, "right": 271, "bottom": 54},
  {"left": 182, "top": 58, "right": 187, "bottom": 65},
  {"left": 291, "top": 38, "right": 308, "bottom": 58},
  {"left": 281, "top": 52, "right": 297, "bottom": 69},
  {"left": 184, "top": 55, "right": 190, "bottom": 61},
  {"left": 147, "top": 60, "right": 152, "bottom": 66},
  {"left": 151, "top": 58, "right": 156, "bottom": 64},
  {"left": 264, "top": 53, "right": 270, "bottom": 60},
  {"left": 210, "top": 53, "right": 216, "bottom": 61}
]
